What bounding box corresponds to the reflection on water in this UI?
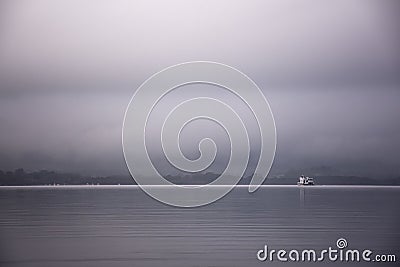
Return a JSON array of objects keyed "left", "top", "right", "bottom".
[{"left": 0, "top": 186, "right": 399, "bottom": 267}]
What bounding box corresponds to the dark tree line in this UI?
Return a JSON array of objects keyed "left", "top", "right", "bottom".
[
  {"left": 0, "top": 168, "right": 133, "bottom": 186},
  {"left": 0, "top": 168, "right": 399, "bottom": 186}
]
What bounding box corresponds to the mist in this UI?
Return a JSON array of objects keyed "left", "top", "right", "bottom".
[{"left": 0, "top": 0, "right": 399, "bottom": 178}]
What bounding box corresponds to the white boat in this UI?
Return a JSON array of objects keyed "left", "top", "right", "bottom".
[{"left": 297, "top": 175, "right": 314, "bottom": 185}]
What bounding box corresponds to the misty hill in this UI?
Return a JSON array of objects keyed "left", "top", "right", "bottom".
[
  {"left": 1, "top": 169, "right": 399, "bottom": 186},
  {"left": 0, "top": 169, "right": 133, "bottom": 186}
]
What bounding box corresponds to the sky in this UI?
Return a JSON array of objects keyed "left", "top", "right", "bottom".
[{"left": 0, "top": 0, "right": 399, "bottom": 179}]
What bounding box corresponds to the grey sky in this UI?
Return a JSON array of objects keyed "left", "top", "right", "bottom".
[{"left": 0, "top": 0, "right": 399, "bottom": 178}]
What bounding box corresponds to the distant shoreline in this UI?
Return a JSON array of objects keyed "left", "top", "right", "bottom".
[
  {"left": 1, "top": 184, "right": 399, "bottom": 189},
  {"left": 2, "top": 169, "right": 400, "bottom": 186}
]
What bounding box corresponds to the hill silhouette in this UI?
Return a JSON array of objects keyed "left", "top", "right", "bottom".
[{"left": 1, "top": 168, "right": 399, "bottom": 186}]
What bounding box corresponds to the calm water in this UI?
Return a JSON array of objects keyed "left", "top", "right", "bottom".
[{"left": 0, "top": 186, "right": 399, "bottom": 267}]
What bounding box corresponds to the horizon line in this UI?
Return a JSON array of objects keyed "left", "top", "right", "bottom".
[{"left": 1, "top": 185, "right": 399, "bottom": 189}]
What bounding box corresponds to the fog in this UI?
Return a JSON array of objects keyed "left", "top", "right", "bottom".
[{"left": 0, "top": 0, "right": 399, "bottom": 178}]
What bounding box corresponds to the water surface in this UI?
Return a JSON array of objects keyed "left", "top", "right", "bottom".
[{"left": 0, "top": 186, "right": 399, "bottom": 266}]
